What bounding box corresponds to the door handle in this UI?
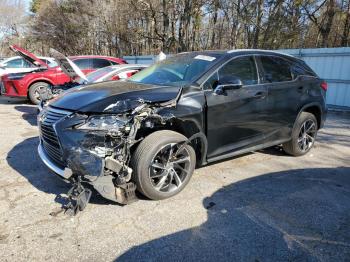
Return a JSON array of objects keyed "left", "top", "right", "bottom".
[
  {"left": 297, "top": 86, "right": 304, "bottom": 93},
  {"left": 253, "top": 91, "right": 267, "bottom": 99}
]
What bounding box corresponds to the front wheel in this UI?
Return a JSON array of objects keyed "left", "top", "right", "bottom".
[
  {"left": 28, "top": 82, "right": 50, "bottom": 105},
  {"left": 131, "top": 130, "right": 196, "bottom": 200},
  {"left": 283, "top": 112, "right": 318, "bottom": 156}
]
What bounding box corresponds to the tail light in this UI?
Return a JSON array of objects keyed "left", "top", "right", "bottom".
[{"left": 320, "top": 81, "right": 328, "bottom": 91}]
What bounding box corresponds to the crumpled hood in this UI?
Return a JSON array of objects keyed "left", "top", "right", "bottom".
[{"left": 49, "top": 80, "right": 181, "bottom": 113}]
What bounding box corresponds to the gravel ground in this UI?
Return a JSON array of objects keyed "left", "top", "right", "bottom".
[{"left": 0, "top": 96, "right": 349, "bottom": 262}]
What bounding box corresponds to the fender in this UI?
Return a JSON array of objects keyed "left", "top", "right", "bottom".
[
  {"left": 294, "top": 102, "right": 324, "bottom": 130},
  {"left": 27, "top": 78, "right": 55, "bottom": 88}
]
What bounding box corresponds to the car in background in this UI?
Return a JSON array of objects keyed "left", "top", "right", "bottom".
[
  {"left": 80, "top": 64, "right": 149, "bottom": 84},
  {"left": 0, "top": 56, "right": 57, "bottom": 76},
  {"left": 38, "top": 64, "right": 149, "bottom": 107},
  {"left": 0, "top": 45, "right": 127, "bottom": 104},
  {"left": 68, "top": 55, "right": 127, "bottom": 75}
]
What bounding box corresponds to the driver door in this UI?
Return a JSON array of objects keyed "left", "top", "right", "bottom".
[{"left": 204, "top": 55, "right": 270, "bottom": 159}]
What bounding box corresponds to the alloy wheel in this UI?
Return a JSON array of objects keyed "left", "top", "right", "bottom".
[
  {"left": 149, "top": 143, "right": 191, "bottom": 193},
  {"left": 297, "top": 119, "right": 316, "bottom": 152},
  {"left": 34, "top": 85, "right": 48, "bottom": 101}
]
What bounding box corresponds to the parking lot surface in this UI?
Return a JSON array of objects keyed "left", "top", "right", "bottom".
[{"left": 0, "top": 96, "right": 349, "bottom": 261}]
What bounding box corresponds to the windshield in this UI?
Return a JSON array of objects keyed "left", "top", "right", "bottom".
[
  {"left": 80, "top": 66, "right": 116, "bottom": 84},
  {"left": 128, "top": 53, "right": 222, "bottom": 86}
]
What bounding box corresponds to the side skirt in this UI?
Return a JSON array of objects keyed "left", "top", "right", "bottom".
[{"left": 206, "top": 138, "right": 291, "bottom": 164}]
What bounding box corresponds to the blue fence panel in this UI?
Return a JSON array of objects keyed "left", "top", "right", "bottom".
[{"left": 123, "top": 55, "right": 155, "bottom": 64}]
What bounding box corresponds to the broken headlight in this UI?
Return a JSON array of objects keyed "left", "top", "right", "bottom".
[{"left": 77, "top": 115, "right": 126, "bottom": 131}]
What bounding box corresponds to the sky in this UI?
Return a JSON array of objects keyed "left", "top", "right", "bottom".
[{"left": 23, "top": 0, "right": 31, "bottom": 12}]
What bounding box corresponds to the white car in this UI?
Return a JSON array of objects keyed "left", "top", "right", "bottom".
[
  {"left": 80, "top": 64, "right": 149, "bottom": 84},
  {"left": 0, "top": 56, "right": 57, "bottom": 76}
]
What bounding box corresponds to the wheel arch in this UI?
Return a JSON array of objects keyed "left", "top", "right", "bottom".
[
  {"left": 136, "top": 118, "right": 208, "bottom": 167},
  {"left": 297, "top": 102, "right": 322, "bottom": 130}
]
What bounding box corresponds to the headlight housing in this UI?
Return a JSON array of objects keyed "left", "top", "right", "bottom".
[{"left": 77, "top": 115, "right": 127, "bottom": 131}]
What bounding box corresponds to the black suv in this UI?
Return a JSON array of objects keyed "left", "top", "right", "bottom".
[{"left": 38, "top": 50, "right": 327, "bottom": 206}]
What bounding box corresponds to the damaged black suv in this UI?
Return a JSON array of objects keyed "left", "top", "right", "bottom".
[{"left": 38, "top": 50, "right": 327, "bottom": 206}]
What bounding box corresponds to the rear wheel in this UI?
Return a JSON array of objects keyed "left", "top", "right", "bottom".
[
  {"left": 28, "top": 82, "right": 50, "bottom": 105},
  {"left": 283, "top": 112, "right": 318, "bottom": 156},
  {"left": 131, "top": 130, "right": 196, "bottom": 200}
]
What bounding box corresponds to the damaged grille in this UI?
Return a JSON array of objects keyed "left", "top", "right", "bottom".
[{"left": 39, "top": 107, "right": 70, "bottom": 168}]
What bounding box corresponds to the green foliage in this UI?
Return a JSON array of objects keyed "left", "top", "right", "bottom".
[{"left": 30, "top": 0, "right": 43, "bottom": 13}]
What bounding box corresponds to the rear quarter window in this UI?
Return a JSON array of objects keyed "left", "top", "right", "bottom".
[{"left": 290, "top": 61, "right": 317, "bottom": 79}]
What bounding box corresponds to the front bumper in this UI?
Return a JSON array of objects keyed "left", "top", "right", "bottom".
[{"left": 38, "top": 142, "right": 71, "bottom": 180}]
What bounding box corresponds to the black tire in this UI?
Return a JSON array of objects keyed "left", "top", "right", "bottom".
[
  {"left": 28, "top": 82, "right": 50, "bottom": 105},
  {"left": 283, "top": 112, "right": 318, "bottom": 156},
  {"left": 131, "top": 130, "right": 196, "bottom": 200}
]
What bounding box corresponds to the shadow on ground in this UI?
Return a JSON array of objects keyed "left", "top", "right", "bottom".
[
  {"left": 118, "top": 167, "right": 350, "bottom": 262},
  {"left": 0, "top": 96, "right": 28, "bottom": 105},
  {"left": 7, "top": 137, "right": 117, "bottom": 206},
  {"left": 14, "top": 105, "right": 38, "bottom": 126}
]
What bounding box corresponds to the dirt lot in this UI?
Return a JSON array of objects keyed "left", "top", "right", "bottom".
[{"left": 0, "top": 96, "right": 349, "bottom": 262}]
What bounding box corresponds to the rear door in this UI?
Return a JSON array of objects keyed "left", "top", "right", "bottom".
[
  {"left": 205, "top": 55, "right": 270, "bottom": 159},
  {"left": 257, "top": 55, "right": 302, "bottom": 140}
]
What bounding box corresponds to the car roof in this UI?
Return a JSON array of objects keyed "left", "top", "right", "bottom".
[
  {"left": 177, "top": 49, "right": 297, "bottom": 61},
  {"left": 227, "top": 49, "right": 295, "bottom": 58},
  {"left": 69, "top": 55, "right": 122, "bottom": 60}
]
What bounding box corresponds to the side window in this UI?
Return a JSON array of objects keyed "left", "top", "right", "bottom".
[
  {"left": 218, "top": 56, "right": 258, "bottom": 85},
  {"left": 6, "top": 58, "right": 24, "bottom": 68},
  {"left": 260, "top": 56, "right": 292, "bottom": 82},
  {"left": 73, "top": 58, "right": 92, "bottom": 70},
  {"left": 23, "top": 60, "right": 35, "bottom": 68},
  {"left": 203, "top": 71, "right": 219, "bottom": 90},
  {"left": 290, "top": 62, "right": 316, "bottom": 79},
  {"left": 92, "top": 58, "right": 112, "bottom": 69}
]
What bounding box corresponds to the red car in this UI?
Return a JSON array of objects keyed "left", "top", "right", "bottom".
[{"left": 0, "top": 45, "right": 126, "bottom": 104}]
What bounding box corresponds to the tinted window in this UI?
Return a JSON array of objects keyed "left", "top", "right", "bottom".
[
  {"left": 260, "top": 56, "right": 292, "bottom": 82},
  {"left": 6, "top": 58, "right": 23, "bottom": 68},
  {"left": 73, "top": 58, "right": 91, "bottom": 70},
  {"left": 92, "top": 58, "right": 111, "bottom": 69},
  {"left": 203, "top": 72, "right": 219, "bottom": 89},
  {"left": 218, "top": 56, "right": 258, "bottom": 85},
  {"left": 290, "top": 62, "right": 316, "bottom": 79}
]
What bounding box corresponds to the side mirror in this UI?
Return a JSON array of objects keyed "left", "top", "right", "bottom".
[
  {"left": 214, "top": 76, "right": 243, "bottom": 95},
  {"left": 0, "top": 63, "right": 6, "bottom": 69}
]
